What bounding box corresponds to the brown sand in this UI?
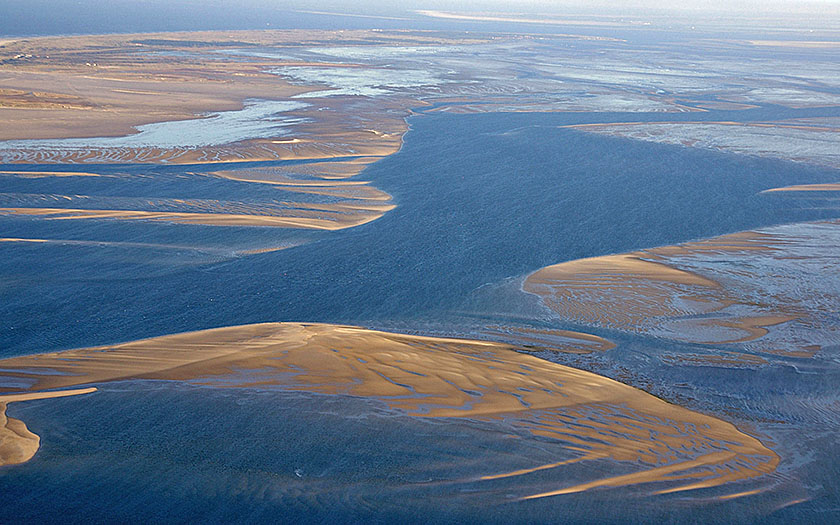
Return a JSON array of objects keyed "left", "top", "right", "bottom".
[{"left": 0, "top": 31, "right": 437, "bottom": 166}]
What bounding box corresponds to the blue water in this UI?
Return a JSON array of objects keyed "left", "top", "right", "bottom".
[
  {"left": 1, "top": 109, "right": 838, "bottom": 355},
  {"left": 3, "top": 108, "right": 840, "bottom": 523},
  {"left": 0, "top": 381, "right": 801, "bottom": 524}
]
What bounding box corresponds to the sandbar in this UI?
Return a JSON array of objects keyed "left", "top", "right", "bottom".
[
  {"left": 524, "top": 222, "right": 838, "bottom": 358},
  {"left": 762, "top": 183, "right": 840, "bottom": 193},
  {"left": 0, "top": 387, "right": 96, "bottom": 467},
  {"left": 0, "top": 322, "right": 778, "bottom": 497}
]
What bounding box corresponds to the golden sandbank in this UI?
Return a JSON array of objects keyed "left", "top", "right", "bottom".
[
  {"left": 0, "top": 322, "right": 777, "bottom": 498},
  {"left": 524, "top": 224, "right": 836, "bottom": 358},
  {"left": 0, "top": 170, "right": 104, "bottom": 178}
]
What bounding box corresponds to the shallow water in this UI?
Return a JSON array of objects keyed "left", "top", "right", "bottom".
[
  {"left": 3, "top": 108, "right": 838, "bottom": 353},
  {"left": 2, "top": 108, "right": 840, "bottom": 522}
]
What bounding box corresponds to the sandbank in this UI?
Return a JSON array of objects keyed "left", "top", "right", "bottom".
[
  {"left": 0, "top": 170, "right": 103, "bottom": 178},
  {"left": 524, "top": 222, "right": 836, "bottom": 358},
  {"left": 0, "top": 322, "right": 777, "bottom": 497}
]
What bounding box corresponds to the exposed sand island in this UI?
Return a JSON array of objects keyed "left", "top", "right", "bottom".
[
  {"left": 524, "top": 221, "right": 840, "bottom": 360},
  {"left": 0, "top": 322, "right": 777, "bottom": 498},
  {"left": 0, "top": 30, "right": 452, "bottom": 164},
  {"left": 0, "top": 203, "right": 394, "bottom": 230}
]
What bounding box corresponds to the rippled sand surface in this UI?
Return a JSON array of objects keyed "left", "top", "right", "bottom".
[
  {"left": 0, "top": 322, "right": 779, "bottom": 498},
  {"left": 525, "top": 221, "right": 840, "bottom": 359}
]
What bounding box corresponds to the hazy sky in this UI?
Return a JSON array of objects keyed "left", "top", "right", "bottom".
[{"left": 1, "top": 0, "right": 838, "bottom": 37}]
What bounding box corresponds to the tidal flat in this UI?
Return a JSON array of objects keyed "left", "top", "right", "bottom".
[
  {"left": 2, "top": 109, "right": 839, "bottom": 522},
  {"left": 1, "top": 27, "right": 840, "bottom": 523}
]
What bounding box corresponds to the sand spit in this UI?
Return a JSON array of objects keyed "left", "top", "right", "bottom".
[
  {"left": 749, "top": 40, "right": 840, "bottom": 48},
  {"left": 416, "top": 10, "right": 628, "bottom": 33},
  {"left": 762, "top": 183, "right": 840, "bottom": 193},
  {"left": 0, "top": 322, "right": 777, "bottom": 497},
  {"left": 524, "top": 221, "right": 840, "bottom": 359},
  {"left": 0, "top": 156, "right": 395, "bottom": 232},
  {"left": 524, "top": 252, "right": 727, "bottom": 331},
  {"left": 0, "top": 204, "right": 393, "bottom": 230},
  {"left": 0, "top": 388, "right": 97, "bottom": 467},
  {"left": 0, "top": 237, "right": 49, "bottom": 243},
  {"left": 0, "top": 170, "right": 104, "bottom": 178}
]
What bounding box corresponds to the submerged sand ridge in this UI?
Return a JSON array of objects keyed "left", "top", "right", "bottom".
[{"left": 0, "top": 323, "right": 777, "bottom": 498}]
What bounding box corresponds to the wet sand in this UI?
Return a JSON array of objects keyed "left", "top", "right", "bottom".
[
  {"left": 524, "top": 221, "right": 840, "bottom": 359},
  {"left": 0, "top": 31, "right": 421, "bottom": 165},
  {"left": 0, "top": 170, "right": 104, "bottom": 178},
  {"left": 482, "top": 326, "right": 616, "bottom": 354}
]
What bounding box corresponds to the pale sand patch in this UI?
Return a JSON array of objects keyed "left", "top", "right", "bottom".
[
  {"left": 235, "top": 246, "right": 293, "bottom": 256},
  {"left": 416, "top": 10, "right": 627, "bottom": 32},
  {"left": 0, "top": 170, "right": 103, "bottom": 178},
  {"left": 0, "top": 237, "right": 49, "bottom": 243},
  {"left": 763, "top": 183, "right": 840, "bottom": 193},
  {"left": 0, "top": 323, "right": 777, "bottom": 497}
]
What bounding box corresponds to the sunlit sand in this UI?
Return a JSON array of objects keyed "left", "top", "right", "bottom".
[
  {"left": 525, "top": 222, "right": 840, "bottom": 359},
  {"left": 0, "top": 322, "right": 778, "bottom": 497},
  {"left": 0, "top": 388, "right": 97, "bottom": 467},
  {"left": 0, "top": 170, "right": 103, "bottom": 178}
]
